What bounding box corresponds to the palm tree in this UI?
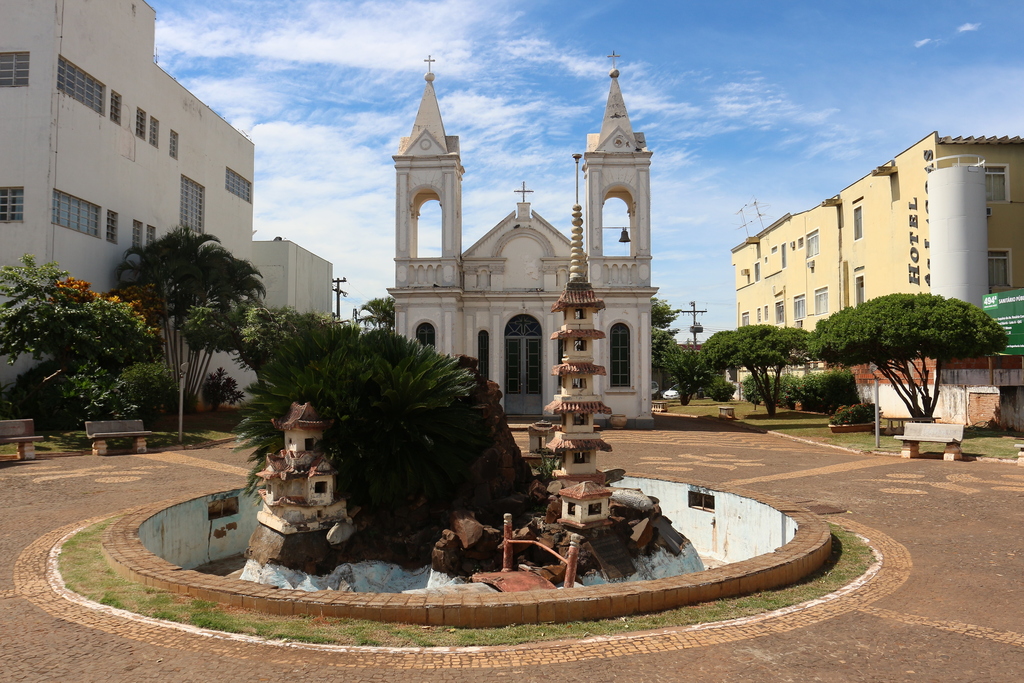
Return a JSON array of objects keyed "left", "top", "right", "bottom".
[
  {"left": 116, "top": 226, "right": 266, "bottom": 399},
  {"left": 358, "top": 297, "right": 395, "bottom": 331}
]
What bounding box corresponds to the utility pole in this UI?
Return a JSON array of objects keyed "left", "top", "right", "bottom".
[
  {"left": 683, "top": 301, "right": 707, "bottom": 349},
  {"left": 332, "top": 277, "right": 348, "bottom": 321}
]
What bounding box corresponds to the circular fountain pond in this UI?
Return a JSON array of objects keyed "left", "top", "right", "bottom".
[{"left": 101, "top": 475, "right": 832, "bottom": 627}]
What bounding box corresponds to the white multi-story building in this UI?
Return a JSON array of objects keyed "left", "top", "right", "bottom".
[
  {"left": 389, "top": 67, "right": 657, "bottom": 427},
  {"left": 0, "top": 0, "right": 255, "bottom": 290}
]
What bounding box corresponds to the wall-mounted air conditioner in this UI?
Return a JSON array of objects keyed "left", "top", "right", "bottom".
[
  {"left": 795, "top": 320, "right": 804, "bottom": 328},
  {"left": 986, "top": 207, "right": 993, "bottom": 217},
  {"left": 740, "top": 268, "right": 750, "bottom": 276},
  {"left": 807, "top": 260, "right": 815, "bottom": 270}
]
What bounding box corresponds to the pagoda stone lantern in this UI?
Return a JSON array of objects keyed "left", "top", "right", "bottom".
[
  {"left": 255, "top": 402, "right": 350, "bottom": 535},
  {"left": 558, "top": 480, "right": 613, "bottom": 529},
  {"left": 545, "top": 201, "right": 612, "bottom": 484}
]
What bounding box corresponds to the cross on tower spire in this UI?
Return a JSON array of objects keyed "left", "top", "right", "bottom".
[
  {"left": 515, "top": 181, "right": 534, "bottom": 203},
  {"left": 424, "top": 55, "right": 436, "bottom": 73},
  {"left": 607, "top": 51, "right": 620, "bottom": 69}
]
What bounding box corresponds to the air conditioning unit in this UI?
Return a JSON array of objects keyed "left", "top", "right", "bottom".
[
  {"left": 795, "top": 320, "right": 804, "bottom": 328},
  {"left": 740, "top": 268, "right": 750, "bottom": 276},
  {"left": 807, "top": 260, "right": 815, "bottom": 270},
  {"left": 790, "top": 241, "right": 796, "bottom": 250},
  {"left": 986, "top": 207, "right": 993, "bottom": 217}
]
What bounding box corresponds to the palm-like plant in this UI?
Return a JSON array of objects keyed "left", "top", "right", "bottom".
[
  {"left": 357, "top": 297, "right": 395, "bottom": 331},
  {"left": 237, "top": 325, "right": 488, "bottom": 508},
  {"left": 116, "top": 226, "right": 266, "bottom": 398}
]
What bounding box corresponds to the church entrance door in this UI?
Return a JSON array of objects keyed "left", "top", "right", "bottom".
[{"left": 504, "top": 314, "right": 543, "bottom": 415}]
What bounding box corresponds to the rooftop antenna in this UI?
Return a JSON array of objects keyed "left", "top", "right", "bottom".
[{"left": 735, "top": 198, "right": 771, "bottom": 237}]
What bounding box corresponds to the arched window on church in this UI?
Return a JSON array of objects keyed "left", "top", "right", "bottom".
[
  {"left": 416, "top": 322, "right": 436, "bottom": 347},
  {"left": 602, "top": 195, "right": 632, "bottom": 257},
  {"left": 610, "top": 323, "right": 630, "bottom": 387},
  {"left": 416, "top": 199, "right": 442, "bottom": 258},
  {"left": 477, "top": 330, "right": 489, "bottom": 379}
]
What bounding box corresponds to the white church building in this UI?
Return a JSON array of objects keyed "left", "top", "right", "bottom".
[{"left": 389, "top": 67, "right": 657, "bottom": 428}]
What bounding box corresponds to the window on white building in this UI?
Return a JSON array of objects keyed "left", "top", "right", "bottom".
[
  {"left": 853, "top": 206, "right": 863, "bottom": 240},
  {"left": 180, "top": 175, "right": 204, "bottom": 232},
  {"left": 0, "top": 52, "right": 29, "bottom": 87},
  {"left": 754, "top": 262, "right": 760, "bottom": 282},
  {"left": 132, "top": 219, "right": 142, "bottom": 247},
  {"left": 109, "top": 91, "right": 121, "bottom": 125},
  {"left": 56, "top": 57, "right": 104, "bottom": 114},
  {"left": 986, "top": 166, "right": 1008, "bottom": 202},
  {"left": 146, "top": 224, "right": 156, "bottom": 245},
  {"left": 781, "top": 243, "right": 787, "bottom": 268},
  {"left": 169, "top": 130, "right": 179, "bottom": 159},
  {"left": 756, "top": 307, "right": 761, "bottom": 323},
  {"left": 105, "top": 210, "right": 117, "bottom": 243},
  {"left": 135, "top": 108, "right": 146, "bottom": 138},
  {"left": 0, "top": 187, "right": 24, "bottom": 221},
  {"left": 149, "top": 117, "right": 159, "bottom": 147},
  {"left": 989, "top": 251, "right": 1010, "bottom": 287},
  {"left": 855, "top": 274, "right": 866, "bottom": 305},
  {"left": 814, "top": 287, "right": 829, "bottom": 315},
  {"left": 775, "top": 301, "right": 785, "bottom": 324},
  {"left": 806, "top": 230, "right": 820, "bottom": 257},
  {"left": 52, "top": 190, "right": 99, "bottom": 237},
  {"left": 741, "top": 311, "right": 750, "bottom": 326},
  {"left": 793, "top": 295, "right": 806, "bottom": 321},
  {"left": 225, "top": 167, "right": 252, "bottom": 203}
]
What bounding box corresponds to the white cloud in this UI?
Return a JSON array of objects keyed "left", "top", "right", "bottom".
[
  {"left": 958, "top": 22, "right": 981, "bottom": 32},
  {"left": 914, "top": 38, "right": 932, "bottom": 48}
]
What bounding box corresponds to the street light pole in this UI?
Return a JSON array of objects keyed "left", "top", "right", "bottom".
[{"left": 178, "top": 362, "right": 189, "bottom": 444}]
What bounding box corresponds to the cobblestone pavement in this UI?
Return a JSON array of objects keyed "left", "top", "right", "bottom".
[{"left": 2, "top": 413, "right": 1023, "bottom": 682}]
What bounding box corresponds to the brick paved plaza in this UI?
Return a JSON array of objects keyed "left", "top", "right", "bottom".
[{"left": 3, "top": 413, "right": 1023, "bottom": 682}]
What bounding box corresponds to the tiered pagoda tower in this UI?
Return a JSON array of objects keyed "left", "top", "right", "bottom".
[{"left": 546, "top": 202, "right": 613, "bottom": 484}]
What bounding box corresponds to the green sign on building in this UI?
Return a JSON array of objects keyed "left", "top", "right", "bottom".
[{"left": 983, "top": 288, "right": 1024, "bottom": 355}]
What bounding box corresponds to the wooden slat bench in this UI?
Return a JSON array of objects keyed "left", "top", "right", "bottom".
[
  {"left": 0, "top": 419, "right": 45, "bottom": 460},
  {"left": 894, "top": 422, "right": 964, "bottom": 461},
  {"left": 84, "top": 420, "right": 152, "bottom": 456}
]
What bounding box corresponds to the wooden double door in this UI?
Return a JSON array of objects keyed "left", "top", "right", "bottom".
[{"left": 503, "top": 314, "right": 543, "bottom": 415}]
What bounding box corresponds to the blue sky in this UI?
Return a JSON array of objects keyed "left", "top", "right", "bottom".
[{"left": 151, "top": 0, "right": 1024, "bottom": 339}]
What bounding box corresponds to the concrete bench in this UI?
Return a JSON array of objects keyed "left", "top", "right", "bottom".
[
  {"left": 85, "top": 420, "right": 152, "bottom": 456},
  {"left": 718, "top": 405, "right": 736, "bottom": 419},
  {"left": 1012, "top": 444, "right": 1024, "bottom": 467},
  {"left": 894, "top": 422, "right": 964, "bottom": 461},
  {"left": 0, "top": 419, "right": 45, "bottom": 460}
]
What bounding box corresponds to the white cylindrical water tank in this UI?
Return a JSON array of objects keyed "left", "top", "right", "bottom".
[{"left": 928, "top": 155, "right": 988, "bottom": 306}]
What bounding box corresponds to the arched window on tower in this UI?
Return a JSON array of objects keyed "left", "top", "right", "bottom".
[
  {"left": 602, "top": 195, "right": 632, "bottom": 257},
  {"left": 416, "top": 322, "right": 436, "bottom": 347},
  {"left": 477, "top": 330, "right": 489, "bottom": 379},
  {"left": 610, "top": 323, "right": 630, "bottom": 387}
]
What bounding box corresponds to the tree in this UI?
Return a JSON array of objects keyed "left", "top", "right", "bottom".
[
  {"left": 236, "top": 325, "right": 488, "bottom": 508},
  {"left": 810, "top": 293, "right": 1007, "bottom": 418},
  {"left": 702, "top": 325, "right": 811, "bottom": 416},
  {"left": 358, "top": 297, "right": 395, "bottom": 331},
  {"left": 116, "top": 226, "right": 266, "bottom": 400},
  {"left": 651, "top": 296, "right": 682, "bottom": 370},
  {"left": 662, "top": 347, "right": 713, "bottom": 405},
  {"left": 183, "top": 304, "right": 332, "bottom": 374},
  {"left": 0, "top": 255, "right": 156, "bottom": 378}
]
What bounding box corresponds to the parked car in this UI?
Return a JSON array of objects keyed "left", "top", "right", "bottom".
[
  {"left": 662, "top": 385, "right": 680, "bottom": 400},
  {"left": 651, "top": 381, "right": 660, "bottom": 397}
]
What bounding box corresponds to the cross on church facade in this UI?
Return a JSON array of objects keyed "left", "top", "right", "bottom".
[
  {"left": 424, "top": 55, "right": 435, "bottom": 73},
  {"left": 607, "top": 52, "right": 621, "bottom": 68},
  {"left": 515, "top": 181, "right": 534, "bottom": 202}
]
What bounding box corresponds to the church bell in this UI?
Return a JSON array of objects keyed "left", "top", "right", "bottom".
[{"left": 618, "top": 227, "right": 631, "bottom": 243}]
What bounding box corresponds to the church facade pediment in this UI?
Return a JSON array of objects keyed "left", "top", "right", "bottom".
[{"left": 400, "top": 130, "right": 449, "bottom": 157}]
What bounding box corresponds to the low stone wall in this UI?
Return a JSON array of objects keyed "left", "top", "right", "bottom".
[{"left": 100, "top": 476, "right": 832, "bottom": 628}]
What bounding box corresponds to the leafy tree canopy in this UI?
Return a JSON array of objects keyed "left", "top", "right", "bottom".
[
  {"left": 183, "top": 304, "right": 332, "bottom": 374},
  {"left": 651, "top": 328, "right": 678, "bottom": 370},
  {"left": 236, "top": 325, "right": 488, "bottom": 508},
  {"left": 703, "top": 325, "right": 810, "bottom": 416},
  {"left": 662, "top": 347, "right": 714, "bottom": 405},
  {"left": 0, "top": 255, "right": 157, "bottom": 375},
  {"left": 810, "top": 293, "right": 1007, "bottom": 417},
  {"left": 651, "top": 297, "right": 682, "bottom": 334}
]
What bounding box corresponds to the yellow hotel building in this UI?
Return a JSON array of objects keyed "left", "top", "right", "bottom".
[{"left": 732, "top": 132, "right": 1024, "bottom": 330}]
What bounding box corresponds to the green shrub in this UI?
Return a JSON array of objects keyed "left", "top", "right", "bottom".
[
  {"left": 116, "top": 363, "right": 177, "bottom": 425},
  {"left": 703, "top": 376, "right": 736, "bottom": 402},
  {"left": 778, "top": 374, "right": 801, "bottom": 409},
  {"left": 202, "top": 367, "right": 245, "bottom": 411},
  {"left": 741, "top": 375, "right": 761, "bottom": 405},
  {"left": 792, "top": 369, "right": 860, "bottom": 413},
  {"left": 9, "top": 361, "right": 118, "bottom": 430},
  {"left": 830, "top": 403, "right": 875, "bottom": 425}
]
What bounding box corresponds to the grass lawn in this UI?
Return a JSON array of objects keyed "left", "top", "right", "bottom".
[
  {"left": 668, "top": 398, "right": 1022, "bottom": 461},
  {"left": 60, "top": 518, "right": 870, "bottom": 648},
  {"left": 0, "top": 410, "right": 242, "bottom": 456}
]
